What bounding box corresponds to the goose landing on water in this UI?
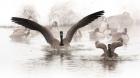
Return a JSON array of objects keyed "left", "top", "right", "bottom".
[
  {"left": 95, "top": 38, "right": 123, "bottom": 60},
  {"left": 11, "top": 11, "right": 104, "bottom": 49}
]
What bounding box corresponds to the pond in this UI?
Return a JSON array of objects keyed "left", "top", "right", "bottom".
[{"left": 0, "top": 28, "right": 140, "bottom": 78}]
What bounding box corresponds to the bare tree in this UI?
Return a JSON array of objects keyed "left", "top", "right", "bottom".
[
  {"left": 48, "top": 3, "right": 79, "bottom": 27},
  {"left": 21, "top": 6, "right": 37, "bottom": 22}
]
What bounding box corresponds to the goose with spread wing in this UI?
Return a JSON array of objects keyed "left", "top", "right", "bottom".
[
  {"left": 11, "top": 11, "right": 104, "bottom": 49},
  {"left": 95, "top": 38, "right": 123, "bottom": 58}
]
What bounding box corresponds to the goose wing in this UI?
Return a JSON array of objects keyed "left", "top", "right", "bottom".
[
  {"left": 64, "top": 10, "right": 104, "bottom": 42},
  {"left": 95, "top": 41, "right": 107, "bottom": 53},
  {"left": 111, "top": 38, "right": 123, "bottom": 51},
  {"left": 11, "top": 17, "right": 57, "bottom": 45}
]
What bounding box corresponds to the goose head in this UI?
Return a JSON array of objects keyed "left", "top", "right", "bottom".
[
  {"left": 123, "top": 28, "right": 127, "bottom": 35},
  {"left": 95, "top": 28, "right": 100, "bottom": 32},
  {"left": 95, "top": 41, "right": 99, "bottom": 46},
  {"left": 106, "top": 24, "right": 110, "bottom": 30},
  {"left": 108, "top": 44, "right": 111, "bottom": 48}
]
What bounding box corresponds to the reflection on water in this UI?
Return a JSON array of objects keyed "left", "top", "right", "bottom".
[
  {"left": 99, "top": 60, "right": 118, "bottom": 71},
  {"left": 22, "top": 50, "right": 139, "bottom": 78},
  {"left": 10, "top": 37, "right": 30, "bottom": 44},
  {"left": 26, "top": 48, "right": 139, "bottom": 73}
]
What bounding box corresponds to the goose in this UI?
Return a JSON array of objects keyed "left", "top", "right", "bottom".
[
  {"left": 95, "top": 38, "right": 123, "bottom": 58},
  {"left": 11, "top": 10, "right": 104, "bottom": 49},
  {"left": 103, "top": 24, "right": 111, "bottom": 38},
  {"left": 10, "top": 27, "right": 30, "bottom": 40},
  {"left": 73, "top": 30, "right": 82, "bottom": 41},
  {"left": 89, "top": 28, "right": 105, "bottom": 41},
  {"left": 121, "top": 28, "right": 129, "bottom": 45},
  {"left": 111, "top": 28, "right": 129, "bottom": 45}
]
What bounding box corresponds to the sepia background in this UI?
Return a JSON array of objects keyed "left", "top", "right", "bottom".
[{"left": 0, "top": 0, "right": 140, "bottom": 78}]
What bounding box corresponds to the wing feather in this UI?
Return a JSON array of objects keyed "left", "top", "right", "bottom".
[
  {"left": 95, "top": 41, "right": 107, "bottom": 53},
  {"left": 111, "top": 38, "right": 123, "bottom": 51},
  {"left": 64, "top": 10, "right": 104, "bottom": 42},
  {"left": 11, "top": 17, "right": 57, "bottom": 45}
]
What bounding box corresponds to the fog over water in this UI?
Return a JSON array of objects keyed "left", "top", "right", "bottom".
[
  {"left": 0, "top": 0, "right": 140, "bottom": 25},
  {"left": 1, "top": 24, "right": 140, "bottom": 78},
  {"left": 0, "top": 0, "right": 140, "bottom": 78}
]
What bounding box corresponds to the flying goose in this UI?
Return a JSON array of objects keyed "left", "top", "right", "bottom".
[
  {"left": 95, "top": 38, "right": 123, "bottom": 58},
  {"left": 11, "top": 10, "right": 104, "bottom": 49}
]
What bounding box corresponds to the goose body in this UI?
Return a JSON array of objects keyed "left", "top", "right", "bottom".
[
  {"left": 10, "top": 27, "right": 30, "bottom": 41},
  {"left": 95, "top": 38, "right": 123, "bottom": 59},
  {"left": 111, "top": 28, "right": 129, "bottom": 45},
  {"left": 11, "top": 11, "right": 104, "bottom": 49},
  {"left": 89, "top": 28, "right": 105, "bottom": 41}
]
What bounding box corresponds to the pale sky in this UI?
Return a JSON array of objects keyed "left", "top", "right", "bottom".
[{"left": 0, "top": 0, "right": 139, "bottom": 26}]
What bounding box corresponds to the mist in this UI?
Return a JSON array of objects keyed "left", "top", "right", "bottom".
[
  {"left": 0, "top": 0, "right": 140, "bottom": 78},
  {"left": 0, "top": 0, "right": 139, "bottom": 26}
]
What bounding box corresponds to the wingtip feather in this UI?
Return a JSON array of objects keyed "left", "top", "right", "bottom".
[{"left": 94, "top": 10, "right": 104, "bottom": 15}]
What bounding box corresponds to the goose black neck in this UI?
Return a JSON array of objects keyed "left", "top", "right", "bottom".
[
  {"left": 107, "top": 24, "right": 110, "bottom": 29},
  {"left": 108, "top": 44, "right": 113, "bottom": 57},
  {"left": 124, "top": 28, "right": 127, "bottom": 34},
  {"left": 60, "top": 31, "right": 64, "bottom": 46}
]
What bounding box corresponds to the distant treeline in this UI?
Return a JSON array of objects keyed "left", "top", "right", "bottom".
[
  {"left": 0, "top": 23, "right": 75, "bottom": 29},
  {"left": 0, "top": 26, "right": 17, "bottom": 28}
]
